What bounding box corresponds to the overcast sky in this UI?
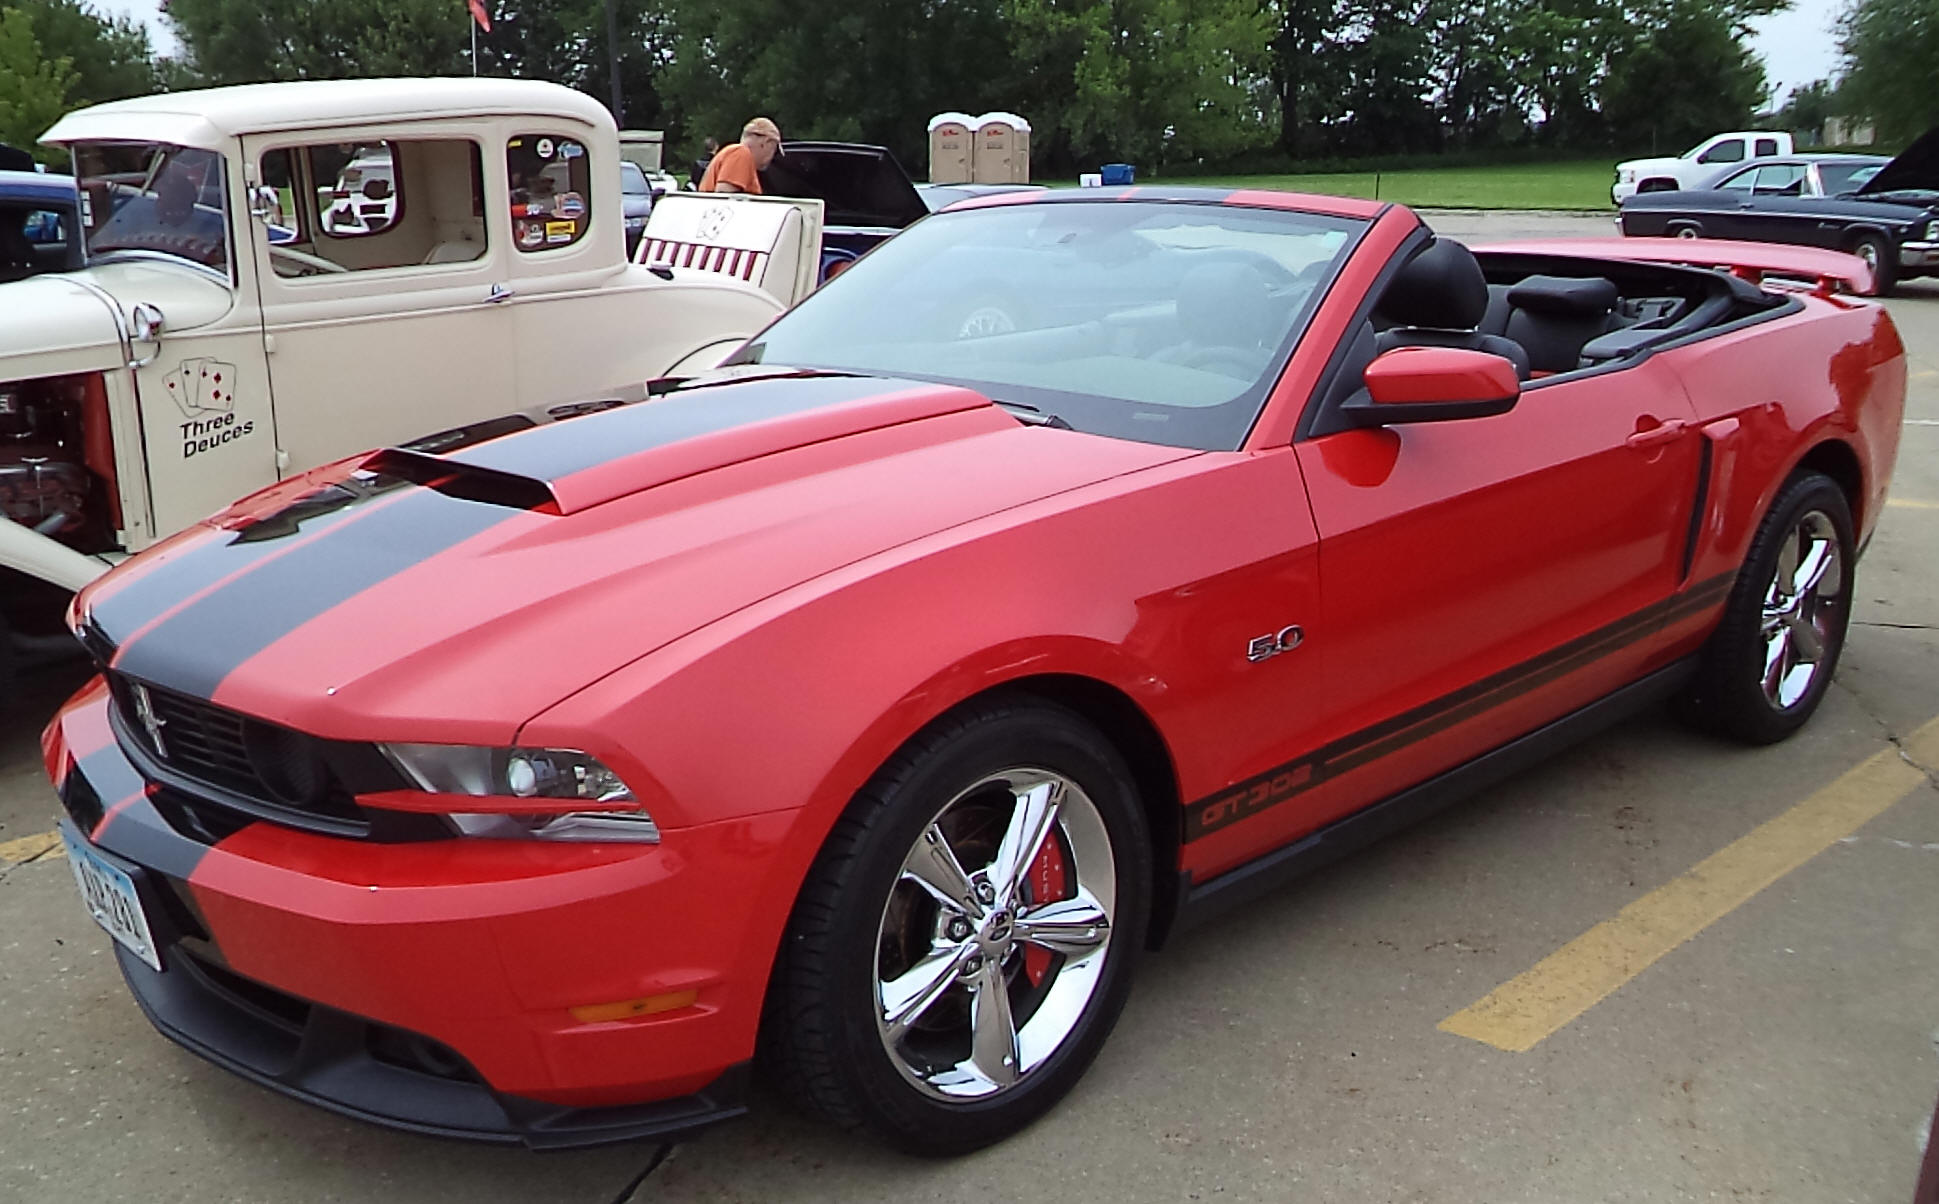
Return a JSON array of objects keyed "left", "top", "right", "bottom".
[{"left": 101, "top": 0, "right": 1848, "bottom": 108}]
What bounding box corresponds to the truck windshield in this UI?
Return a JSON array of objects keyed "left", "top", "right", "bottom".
[{"left": 71, "top": 141, "right": 230, "bottom": 276}]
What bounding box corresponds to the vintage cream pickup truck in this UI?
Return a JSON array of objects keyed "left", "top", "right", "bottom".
[{"left": 0, "top": 78, "right": 800, "bottom": 681}]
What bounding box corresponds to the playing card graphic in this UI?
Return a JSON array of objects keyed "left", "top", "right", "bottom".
[
  {"left": 195, "top": 360, "right": 235, "bottom": 412},
  {"left": 163, "top": 357, "right": 238, "bottom": 417}
]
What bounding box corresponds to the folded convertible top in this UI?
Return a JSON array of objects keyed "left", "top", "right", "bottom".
[{"left": 1475, "top": 237, "right": 1873, "bottom": 296}]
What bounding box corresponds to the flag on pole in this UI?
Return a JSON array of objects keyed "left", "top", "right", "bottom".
[{"left": 467, "top": 0, "right": 491, "bottom": 32}]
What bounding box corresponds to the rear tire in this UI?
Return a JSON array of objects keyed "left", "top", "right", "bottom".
[
  {"left": 1677, "top": 472, "right": 1854, "bottom": 745},
  {"left": 1670, "top": 222, "right": 1702, "bottom": 239},
  {"left": 763, "top": 697, "right": 1150, "bottom": 1155}
]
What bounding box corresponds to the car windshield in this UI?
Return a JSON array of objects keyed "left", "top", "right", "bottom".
[
  {"left": 729, "top": 201, "right": 1364, "bottom": 451},
  {"left": 1821, "top": 162, "right": 1886, "bottom": 193},
  {"left": 71, "top": 141, "right": 229, "bottom": 276},
  {"left": 621, "top": 162, "right": 651, "bottom": 195}
]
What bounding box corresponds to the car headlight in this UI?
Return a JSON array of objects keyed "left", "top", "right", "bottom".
[
  {"left": 626, "top": 215, "right": 646, "bottom": 229},
  {"left": 1926, "top": 219, "right": 1938, "bottom": 241},
  {"left": 1619, "top": 169, "right": 1635, "bottom": 184},
  {"left": 378, "top": 743, "right": 660, "bottom": 842}
]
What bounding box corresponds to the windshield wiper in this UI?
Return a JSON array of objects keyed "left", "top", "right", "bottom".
[{"left": 994, "top": 400, "right": 1072, "bottom": 430}]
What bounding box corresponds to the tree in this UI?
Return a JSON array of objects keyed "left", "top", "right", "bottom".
[
  {"left": 1000, "top": 0, "right": 1275, "bottom": 168},
  {"left": 10, "top": 0, "right": 156, "bottom": 101},
  {"left": 1837, "top": 0, "right": 1939, "bottom": 145},
  {"left": 1601, "top": 4, "right": 1768, "bottom": 155},
  {"left": 1773, "top": 78, "right": 1833, "bottom": 141},
  {"left": 0, "top": 7, "right": 81, "bottom": 164},
  {"left": 664, "top": 0, "right": 1014, "bottom": 167},
  {"left": 166, "top": 0, "right": 473, "bottom": 82}
]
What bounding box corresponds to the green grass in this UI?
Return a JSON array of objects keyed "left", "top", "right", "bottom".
[{"left": 1048, "top": 159, "right": 1618, "bottom": 211}]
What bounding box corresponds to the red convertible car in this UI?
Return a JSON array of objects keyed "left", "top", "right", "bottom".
[{"left": 43, "top": 188, "right": 1904, "bottom": 1155}]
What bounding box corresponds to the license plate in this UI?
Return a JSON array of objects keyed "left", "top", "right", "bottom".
[{"left": 59, "top": 823, "right": 161, "bottom": 972}]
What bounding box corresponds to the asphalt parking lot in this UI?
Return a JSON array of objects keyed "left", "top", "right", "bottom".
[{"left": 3, "top": 209, "right": 1937, "bottom": 1203}]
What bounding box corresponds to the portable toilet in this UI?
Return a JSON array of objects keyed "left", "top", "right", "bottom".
[
  {"left": 927, "top": 113, "right": 975, "bottom": 184},
  {"left": 971, "top": 113, "right": 1031, "bottom": 184}
]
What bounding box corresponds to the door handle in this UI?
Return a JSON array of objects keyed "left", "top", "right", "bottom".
[
  {"left": 1626, "top": 419, "right": 1688, "bottom": 449},
  {"left": 486, "top": 283, "right": 515, "bottom": 304}
]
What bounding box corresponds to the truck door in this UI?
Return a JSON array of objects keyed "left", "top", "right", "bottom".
[{"left": 241, "top": 131, "right": 518, "bottom": 475}]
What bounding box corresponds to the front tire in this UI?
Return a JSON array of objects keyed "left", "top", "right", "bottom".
[
  {"left": 1678, "top": 471, "right": 1854, "bottom": 744},
  {"left": 764, "top": 698, "right": 1151, "bottom": 1155},
  {"left": 1851, "top": 232, "right": 1897, "bottom": 297}
]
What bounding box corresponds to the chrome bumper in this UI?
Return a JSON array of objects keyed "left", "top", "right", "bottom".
[{"left": 1900, "top": 241, "right": 1939, "bottom": 269}]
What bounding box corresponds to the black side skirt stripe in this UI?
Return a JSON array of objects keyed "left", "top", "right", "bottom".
[
  {"left": 113, "top": 486, "right": 514, "bottom": 700},
  {"left": 1173, "top": 658, "right": 1698, "bottom": 934},
  {"left": 1184, "top": 572, "right": 1734, "bottom": 842}
]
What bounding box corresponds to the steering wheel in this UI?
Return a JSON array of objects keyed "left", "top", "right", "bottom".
[
  {"left": 1170, "top": 344, "right": 1270, "bottom": 380},
  {"left": 268, "top": 242, "right": 350, "bottom": 276}
]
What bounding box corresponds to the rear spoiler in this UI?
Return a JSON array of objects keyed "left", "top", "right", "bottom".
[{"left": 1473, "top": 237, "right": 1872, "bottom": 296}]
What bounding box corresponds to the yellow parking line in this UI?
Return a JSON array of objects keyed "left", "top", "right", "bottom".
[
  {"left": 1439, "top": 716, "right": 1939, "bottom": 1053},
  {"left": 0, "top": 830, "right": 62, "bottom": 866},
  {"left": 1888, "top": 498, "right": 1939, "bottom": 510}
]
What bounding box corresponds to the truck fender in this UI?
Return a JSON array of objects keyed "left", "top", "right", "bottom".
[{"left": 0, "top": 518, "right": 112, "bottom": 592}]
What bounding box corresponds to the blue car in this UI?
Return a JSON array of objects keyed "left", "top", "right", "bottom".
[{"left": 0, "top": 168, "right": 83, "bottom": 281}]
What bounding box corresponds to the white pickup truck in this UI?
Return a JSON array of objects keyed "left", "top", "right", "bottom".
[
  {"left": 0, "top": 78, "right": 798, "bottom": 685},
  {"left": 1612, "top": 131, "right": 1796, "bottom": 203}
]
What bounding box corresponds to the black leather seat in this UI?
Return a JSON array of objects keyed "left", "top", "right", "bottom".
[
  {"left": 1372, "top": 240, "right": 1531, "bottom": 379},
  {"left": 1152, "top": 261, "right": 1282, "bottom": 378},
  {"left": 1499, "top": 275, "right": 1619, "bottom": 373}
]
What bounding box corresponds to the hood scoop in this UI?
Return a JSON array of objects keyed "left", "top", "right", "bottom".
[{"left": 380, "top": 375, "right": 1001, "bottom": 516}]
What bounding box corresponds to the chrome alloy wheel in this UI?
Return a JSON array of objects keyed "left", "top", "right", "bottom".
[
  {"left": 1760, "top": 509, "right": 1845, "bottom": 710},
  {"left": 873, "top": 768, "right": 1116, "bottom": 1101},
  {"left": 1855, "top": 240, "right": 1881, "bottom": 272}
]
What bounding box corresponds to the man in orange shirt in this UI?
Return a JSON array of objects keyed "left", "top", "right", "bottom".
[{"left": 699, "top": 117, "right": 782, "bottom": 194}]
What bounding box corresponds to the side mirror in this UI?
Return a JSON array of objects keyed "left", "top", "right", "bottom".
[
  {"left": 129, "top": 302, "right": 165, "bottom": 342},
  {"left": 1344, "top": 346, "right": 1520, "bottom": 427}
]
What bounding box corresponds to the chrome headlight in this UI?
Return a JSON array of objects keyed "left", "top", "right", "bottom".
[
  {"left": 379, "top": 743, "right": 659, "bottom": 842},
  {"left": 1926, "top": 219, "right": 1938, "bottom": 241}
]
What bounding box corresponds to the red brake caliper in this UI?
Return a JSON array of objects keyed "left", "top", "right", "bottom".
[{"left": 1022, "top": 835, "right": 1070, "bottom": 987}]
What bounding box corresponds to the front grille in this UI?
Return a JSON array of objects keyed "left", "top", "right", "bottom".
[
  {"left": 104, "top": 673, "right": 444, "bottom": 843},
  {"left": 144, "top": 687, "right": 261, "bottom": 799}
]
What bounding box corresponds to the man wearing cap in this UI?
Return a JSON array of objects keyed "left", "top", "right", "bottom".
[{"left": 699, "top": 118, "right": 781, "bottom": 195}]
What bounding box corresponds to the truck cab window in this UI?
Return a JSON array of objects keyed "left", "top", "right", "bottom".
[
  {"left": 508, "top": 134, "right": 592, "bottom": 252},
  {"left": 263, "top": 139, "right": 487, "bottom": 277}
]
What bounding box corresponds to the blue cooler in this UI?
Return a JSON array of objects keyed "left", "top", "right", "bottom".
[{"left": 1099, "top": 163, "right": 1135, "bottom": 186}]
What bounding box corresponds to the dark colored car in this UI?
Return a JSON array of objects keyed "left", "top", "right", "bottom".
[
  {"left": 0, "top": 170, "right": 83, "bottom": 282},
  {"left": 917, "top": 182, "right": 1048, "bottom": 212},
  {"left": 760, "top": 141, "right": 931, "bottom": 277},
  {"left": 620, "top": 160, "right": 654, "bottom": 258},
  {"left": 1620, "top": 128, "right": 1939, "bottom": 294}
]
